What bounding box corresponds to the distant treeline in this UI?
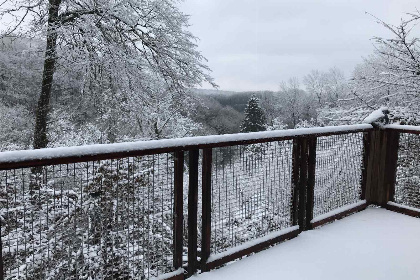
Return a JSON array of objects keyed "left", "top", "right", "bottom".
[{"left": 195, "top": 89, "right": 276, "bottom": 113}]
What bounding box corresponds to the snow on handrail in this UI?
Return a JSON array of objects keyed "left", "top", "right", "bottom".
[
  {"left": 0, "top": 124, "right": 373, "bottom": 168},
  {"left": 385, "top": 124, "right": 420, "bottom": 133}
]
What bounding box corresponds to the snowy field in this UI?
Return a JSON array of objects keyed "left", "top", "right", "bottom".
[{"left": 193, "top": 208, "right": 420, "bottom": 280}]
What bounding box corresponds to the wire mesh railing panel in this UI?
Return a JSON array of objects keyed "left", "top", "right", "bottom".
[
  {"left": 394, "top": 133, "right": 420, "bottom": 208},
  {"left": 313, "top": 133, "right": 364, "bottom": 218},
  {"left": 0, "top": 154, "right": 175, "bottom": 280},
  {"left": 210, "top": 141, "right": 293, "bottom": 255}
]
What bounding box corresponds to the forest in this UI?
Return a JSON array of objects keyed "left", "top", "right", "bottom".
[
  {"left": 0, "top": 1, "right": 419, "bottom": 280},
  {"left": 1, "top": 30, "right": 419, "bottom": 152}
]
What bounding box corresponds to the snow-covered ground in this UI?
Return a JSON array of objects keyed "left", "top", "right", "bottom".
[{"left": 193, "top": 207, "right": 420, "bottom": 280}]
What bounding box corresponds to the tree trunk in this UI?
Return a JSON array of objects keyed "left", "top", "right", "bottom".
[{"left": 33, "top": 0, "right": 62, "bottom": 149}]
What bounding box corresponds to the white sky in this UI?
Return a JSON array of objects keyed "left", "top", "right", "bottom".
[{"left": 181, "top": 0, "right": 419, "bottom": 91}]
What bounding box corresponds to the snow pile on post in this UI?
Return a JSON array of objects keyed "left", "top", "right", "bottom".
[{"left": 363, "top": 107, "right": 389, "bottom": 127}]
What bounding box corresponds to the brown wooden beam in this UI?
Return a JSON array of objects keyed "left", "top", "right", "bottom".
[
  {"left": 385, "top": 128, "right": 420, "bottom": 135},
  {"left": 160, "top": 271, "right": 185, "bottom": 280},
  {"left": 168, "top": 274, "right": 184, "bottom": 280},
  {"left": 364, "top": 129, "right": 400, "bottom": 206},
  {"left": 292, "top": 136, "right": 316, "bottom": 231},
  {"left": 298, "top": 138, "right": 308, "bottom": 231},
  {"left": 385, "top": 203, "right": 420, "bottom": 218},
  {"left": 291, "top": 139, "right": 301, "bottom": 226},
  {"left": 311, "top": 202, "right": 368, "bottom": 228},
  {"left": 201, "top": 148, "right": 212, "bottom": 271},
  {"left": 173, "top": 151, "right": 184, "bottom": 269},
  {"left": 205, "top": 229, "right": 300, "bottom": 271},
  {"left": 306, "top": 137, "right": 317, "bottom": 230},
  {"left": 187, "top": 150, "right": 199, "bottom": 276},
  {"left": 0, "top": 222, "right": 3, "bottom": 280},
  {"left": 384, "top": 131, "right": 400, "bottom": 202}
]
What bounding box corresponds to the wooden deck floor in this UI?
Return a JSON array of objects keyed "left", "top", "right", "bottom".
[{"left": 192, "top": 208, "right": 420, "bottom": 280}]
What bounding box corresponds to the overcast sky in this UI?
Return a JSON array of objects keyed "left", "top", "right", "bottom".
[{"left": 181, "top": 0, "right": 419, "bottom": 92}]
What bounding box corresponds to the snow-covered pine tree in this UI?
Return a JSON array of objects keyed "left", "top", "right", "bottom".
[{"left": 240, "top": 96, "right": 267, "bottom": 133}]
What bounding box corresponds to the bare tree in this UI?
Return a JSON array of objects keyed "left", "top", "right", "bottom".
[
  {"left": 303, "top": 67, "right": 347, "bottom": 107},
  {"left": 350, "top": 11, "right": 420, "bottom": 110},
  {"left": 278, "top": 78, "right": 317, "bottom": 128},
  {"left": 1, "top": 0, "right": 215, "bottom": 149}
]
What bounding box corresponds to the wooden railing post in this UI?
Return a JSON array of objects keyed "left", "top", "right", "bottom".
[
  {"left": 383, "top": 130, "right": 400, "bottom": 203},
  {"left": 306, "top": 137, "right": 317, "bottom": 230},
  {"left": 291, "top": 139, "right": 301, "bottom": 227},
  {"left": 292, "top": 136, "right": 317, "bottom": 231},
  {"left": 201, "top": 148, "right": 212, "bottom": 271},
  {"left": 363, "top": 129, "right": 400, "bottom": 206},
  {"left": 0, "top": 221, "right": 3, "bottom": 280},
  {"left": 187, "top": 150, "right": 199, "bottom": 276},
  {"left": 298, "top": 138, "right": 308, "bottom": 231},
  {"left": 173, "top": 151, "right": 184, "bottom": 270}
]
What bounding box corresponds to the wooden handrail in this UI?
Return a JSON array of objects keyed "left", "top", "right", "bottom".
[
  {"left": 385, "top": 124, "right": 420, "bottom": 134},
  {"left": 0, "top": 124, "right": 373, "bottom": 170}
]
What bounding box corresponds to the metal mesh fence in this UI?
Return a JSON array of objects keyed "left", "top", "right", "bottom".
[
  {"left": 0, "top": 154, "right": 176, "bottom": 280},
  {"left": 313, "top": 133, "right": 364, "bottom": 218},
  {"left": 394, "top": 133, "right": 420, "bottom": 208},
  {"left": 209, "top": 141, "right": 293, "bottom": 255}
]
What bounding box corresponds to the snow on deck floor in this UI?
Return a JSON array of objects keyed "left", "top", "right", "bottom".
[{"left": 193, "top": 208, "right": 420, "bottom": 280}]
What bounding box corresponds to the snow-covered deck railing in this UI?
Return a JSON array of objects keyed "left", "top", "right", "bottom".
[
  {"left": 385, "top": 124, "right": 420, "bottom": 134},
  {"left": 0, "top": 124, "right": 372, "bottom": 170},
  {"left": 0, "top": 124, "right": 419, "bottom": 280}
]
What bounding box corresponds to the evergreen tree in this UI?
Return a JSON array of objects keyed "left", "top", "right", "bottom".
[{"left": 240, "top": 96, "right": 267, "bottom": 132}]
